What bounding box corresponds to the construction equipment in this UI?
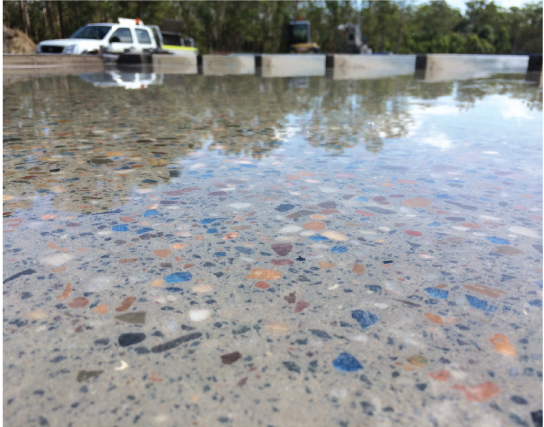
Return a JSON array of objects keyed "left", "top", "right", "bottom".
[
  {"left": 287, "top": 20, "right": 320, "bottom": 54},
  {"left": 337, "top": 23, "right": 372, "bottom": 54},
  {"left": 159, "top": 19, "right": 197, "bottom": 55}
]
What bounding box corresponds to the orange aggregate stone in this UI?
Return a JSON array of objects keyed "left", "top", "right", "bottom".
[
  {"left": 255, "top": 281, "right": 270, "bottom": 289},
  {"left": 460, "top": 223, "right": 482, "bottom": 229},
  {"left": 492, "top": 246, "right": 524, "bottom": 255},
  {"left": 430, "top": 370, "right": 450, "bottom": 381},
  {"left": 119, "top": 258, "right": 138, "bottom": 264},
  {"left": 530, "top": 215, "right": 542, "bottom": 221},
  {"left": 69, "top": 297, "right": 89, "bottom": 308},
  {"left": 397, "top": 179, "right": 417, "bottom": 184},
  {"left": 223, "top": 232, "right": 239, "bottom": 240},
  {"left": 246, "top": 269, "right": 282, "bottom": 280},
  {"left": 41, "top": 215, "right": 57, "bottom": 220},
  {"left": 318, "top": 262, "right": 335, "bottom": 269},
  {"left": 154, "top": 249, "right": 172, "bottom": 258},
  {"left": 57, "top": 283, "right": 72, "bottom": 300},
  {"left": 424, "top": 312, "right": 443, "bottom": 325},
  {"left": 453, "top": 382, "right": 500, "bottom": 402},
  {"left": 171, "top": 243, "right": 186, "bottom": 249},
  {"left": 464, "top": 284, "right": 506, "bottom": 298},
  {"left": 265, "top": 322, "right": 290, "bottom": 334},
  {"left": 194, "top": 235, "right": 205, "bottom": 240},
  {"left": 489, "top": 334, "right": 517, "bottom": 356},
  {"left": 93, "top": 304, "right": 108, "bottom": 314},
  {"left": 402, "top": 197, "right": 432, "bottom": 208},
  {"left": 120, "top": 216, "right": 136, "bottom": 222},
  {"left": 352, "top": 264, "right": 366, "bottom": 274},
  {"left": 151, "top": 278, "right": 163, "bottom": 287},
  {"left": 311, "top": 214, "right": 327, "bottom": 220},
  {"left": 52, "top": 265, "right": 66, "bottom": 273},
  {"left": 381, "top": 183, "right": 394, "bottom": 187},
  {"left": 115, "top": 296, "right": 137, "bottom": 312},
  {"left": 303, "top": 222, "right": 325, "bottom": 231},
  {"left": 298, "top": 172, "right": 315, "bottom": 176},
  {"left": 286, "top": 175, "right": 301, "bottom": 180},
  {"left": 47, "top": 243, "right": 57, "bottom": 249}
]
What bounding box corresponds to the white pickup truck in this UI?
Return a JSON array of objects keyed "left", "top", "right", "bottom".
[{"left": 36, "top": 18, "right": 188, "bottom": 55}]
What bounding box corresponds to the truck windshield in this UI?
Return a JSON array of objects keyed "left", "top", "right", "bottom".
[
  {"left": 162, "top": 33, "right": 182, "bottom": 46},
  {"left": 291, "top": 24, "right": 308, "bottom": 44},
  {"left": 69, "top": 25, "right": 112, "bottom": 40}
]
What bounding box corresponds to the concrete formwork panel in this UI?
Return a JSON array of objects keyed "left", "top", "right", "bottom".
[
  {"left": 415, "top": 54, "right": 529, "bottom": 82},
  {"left": 260, "top": 55, "right": 325, "bottom": 77},
  {"left": 3, "top": 54, "right": 104, "bottom": 76},
  {"left": 152, "top": 54, "right": 197, "bottom": 74},
  {"left": 203, "top": 55, "right": 255, "bottom": 75},
  {"left": 331, "top": 55, "right": 416, "bottom": 80}
]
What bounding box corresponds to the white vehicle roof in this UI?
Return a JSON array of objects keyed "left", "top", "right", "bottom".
[{"left": 86, "top": 18, "right": 147, "bottom": 27}]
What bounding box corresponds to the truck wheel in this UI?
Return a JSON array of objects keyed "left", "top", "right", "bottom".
[
  {"left": 309, "top": 48, "right": 320, "bottom": 54},
  {"left": 288, "top": 48, "right": 297, "bottom": 54}
]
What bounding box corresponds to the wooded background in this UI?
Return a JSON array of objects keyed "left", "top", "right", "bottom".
[{"left": 4, "top": 0, "right": 542, "bottom": 54}]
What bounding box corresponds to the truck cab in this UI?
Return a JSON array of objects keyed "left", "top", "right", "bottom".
[
  {"left": 37, "top": 18, "right": 159, "bottom": 55},
  {"left": 287, "top": 21, "right": 320, "bottom": 54}
]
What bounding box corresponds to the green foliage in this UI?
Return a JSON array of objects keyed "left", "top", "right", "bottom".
[{"left": 3, "top": 0, "right": 542, "bottom": 54}]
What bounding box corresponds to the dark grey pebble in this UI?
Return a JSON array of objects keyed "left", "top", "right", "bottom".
[
  {"left": 309, "top": 329, "right": 332, "bottom": 339},
  {"left": 118, "top": 333, "right": 146, "bottom": 347},
  {"left": 511, "top": 396, "right": 529, "bottom": 405},
  {"left": 282, "top": 361, "right": 301, "bottom": 373},
  {"left": 151, "top": 332, "right": 202, "bottom": 353}
]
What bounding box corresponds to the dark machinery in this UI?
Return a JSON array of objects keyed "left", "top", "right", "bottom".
[
  {"left": 287, "top": 20, "right": 320, "bottom": 54},
  {"left": 337, "top": 23, "right": 372, "bottom": 54}
]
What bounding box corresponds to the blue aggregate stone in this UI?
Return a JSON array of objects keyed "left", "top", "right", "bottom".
[
  {"left": 214, "top": 252, "right": 226, "bottom": 257},
  {"left": 528, "top": 299, "right": 542, "bottom": 307},
  {"left": 435, "top": 194, "right": 453, "bottom": 199},
  {"left": 465, "top": 295, "right": 497, "bottom": 312},
  {"left": 207, "top": 228, "right": 218, "bottom": 233},
  {"left": 332, "top": 353, "right": 363, "bottom": 372},
  {"left": 235, "top": 246, "right": 254, "bottom": 254},
  {"left": 201, "top": 218, "right": 225, "bottom": 224},
  {"left": 428, "top": 221, "right": 441, "bottom": 227},
  {"left": 164, "top": 272, "right": 193, "bottom": 283},
  {"left": 144, "top": 209, "right": 158, "bottom": 217},
  {"left": 355, "top": 197, "right": 368, "bottom": 202},
  {"left": 164, "top": 287, "right": 183, "bottom": 293},
  {"left": 240, "top": 164, "right": 257, "bottom": 168},
  {"left": 423, "top": 287, "right": 449, "bottom": 299},
  {"left": 275, "top": 204, "right": 295, "bottom": 212},
  {"left": 331, "top": 246, "right": 348, "bottom": 254},
  {"left": 200, "top": 174, "right": 213, "bottom": 178},
  {"left": 112, "top": 225, "right": 129, "bottom": 232},
  {"left": 351, "top": 310, "right": 380, "bottom": 329},
  {"left": 309, "top": 236, "right": 330, "bottom": 242},
  {"left": 486, "top": 236, "right": 510, "bottom": 245},
  {"left": 136, "top": 228, "right": 154, "bottom": 235}
]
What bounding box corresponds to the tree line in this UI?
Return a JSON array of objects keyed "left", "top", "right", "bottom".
[{"left": 3, "top": 0, "right": 542, "bottom": 54}]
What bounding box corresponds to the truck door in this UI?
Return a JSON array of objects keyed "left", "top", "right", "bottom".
[
  {"left": 135, "top": 28, "right": 154, "bottom": 52},
  {"left": 108, "top": 27, "right": 135, "bottom": 53}
]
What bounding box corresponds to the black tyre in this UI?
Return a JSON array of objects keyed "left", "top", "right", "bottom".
[
  {"left": 288, "top": 48, "right": 297, "bottom": 54},
  {"left": 309, "top": 48, "right": 320, "bottom": 54}
]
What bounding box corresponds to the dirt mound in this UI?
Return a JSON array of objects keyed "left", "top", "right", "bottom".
[{"left": 3, "top": 25, "right": 36, "bottom": 54}]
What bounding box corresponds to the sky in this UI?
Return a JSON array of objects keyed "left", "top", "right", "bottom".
[{"left": 412, "top": 0, "right": 536, "bottom": 13}]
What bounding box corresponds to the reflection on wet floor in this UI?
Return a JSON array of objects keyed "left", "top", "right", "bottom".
[{"left": 3, "top": 71, "right": 543, "bottom": 427}]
